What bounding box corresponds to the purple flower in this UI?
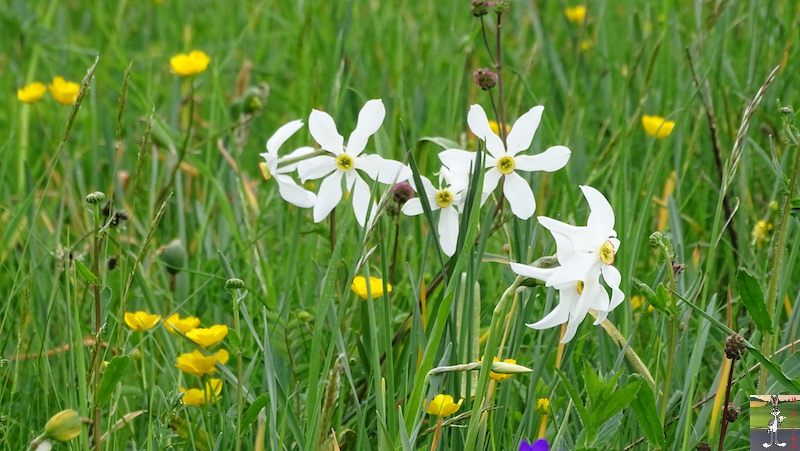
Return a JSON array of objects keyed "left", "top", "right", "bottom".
[{"left": 520, "top": 439, "right": 549, "bottom": 451}]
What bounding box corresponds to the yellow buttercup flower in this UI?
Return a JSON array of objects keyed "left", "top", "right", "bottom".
[
  {"left": 175, "top": 349, "right": 229, "bottom": 376},
  {"left": 751, "top": 220, "right": 773, "bottom": 246},
  {"left": 351, "top": 276, "right": 392, "bottom": 300},
  {"left": 164, "top": 313, "right": 201, "bottom": 334},
  {"left": 48, "top": 77, "right": 80, "bottom": 105},
  {"left": 169, "top": 50, "right": 211, "bottom": 76},
  {"left": 536, "top": 398, "right": 550, "bottom": 415},
  {"left": 186, "top": 324, "right": 228, "bottom": 348},
  {"left": 642, "top": 115, "right": 675, "bottom": 138},
  {"left": 18, "top": 82, "right": 47, "bottom": 103},
  {"left": 564, "top": 6, "right": 587, "bottom": 24},
  {"left": 630, "top": 295, "right": 654, "bottom": 313},
  {"left": 180, "top": 378, "right": 223, "bottom": 406},
  {"left": 426, "top": 394, "right": 462, "bottom": 417},
  {"left": 124, "top": 311, "right": 162, "bottom": 331}
]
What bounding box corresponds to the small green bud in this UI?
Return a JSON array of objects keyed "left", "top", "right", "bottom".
[
  {"left": 158, "top": 239, "right": 187, "bottom": 275},
  {"left": 492, "top": 1, "right": 510, "bottom": 14},
  {"left": 649, "top": 231, "right": 663, "bottom": 249},
  {"left": 86, "top": 191, "right": 106, "bottom": 204},
  {"left": 43, "top": 409, "right": 82, "bottom": 442},
  {"left": 297, "top": 310, "right": 311, "bottom": 323},
  {"left": 780, "top": 105, "right": 794, "bottom": 116},
  {"left": 769, "top": 200, "right": 779, "bottom": 212},
  {"left": 243, "top": 94, "right": 263, "bottom": 115},
  {"left": 225, "top": 278, "right": 245, "bottom": 290}
]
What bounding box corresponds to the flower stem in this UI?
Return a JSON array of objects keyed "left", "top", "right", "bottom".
[
  {"left": 494, "top": 12, "right": 507, "bottom": 143},
  {"left": 90, "top": 202, "right": 103, "bottom": 451},
  {"left": 758, "top": 120, "right": 800, "bottom": 392},
  {"left": 717, "top": 359, "right": 736, "bottom": 451},
  {"left": 430, "top": 416, "right": 443, "bottom": 451},
  {"left": 156, "top": 81, "right": 195, "bottom": 206}
]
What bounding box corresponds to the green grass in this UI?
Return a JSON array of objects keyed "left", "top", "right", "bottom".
[{"left": 2, "top": 0, "right": 800, "bottom": 450}]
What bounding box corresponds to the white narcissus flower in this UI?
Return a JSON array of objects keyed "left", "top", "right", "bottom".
[
  {"left": 401, "top": 169, "right": 466, "bottom": 257},
  {"left": 439, "top": 104, "right": 571, "bottom": 220},
  {"left": 297, "top": 99, "right": 411, "bottom": 227},
  {"left": 510, "top": 185, "right": 624, "bottom": 343},
  {"left": 258, "top": 120, "right": 317, "bottom": 208}
]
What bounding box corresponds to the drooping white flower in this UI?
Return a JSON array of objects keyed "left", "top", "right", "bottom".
[
  {"left": 297, "top": 99, "right": 410, "bottom": 226},
  {"left": 258, "top": 120, "right": 316, "bottom": 208},
  {"left": 401, "top": 169, "right": 467, "bottom": 257},
  {"left": 510, "top": 185, "right": 624, "bottom": 343},
  {"left": 439, "top": 104, "right": 571, "bottom": 220}
]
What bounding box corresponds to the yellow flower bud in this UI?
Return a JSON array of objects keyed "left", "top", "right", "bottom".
[
  {"left": 350, "top": 276, "right": 391, "bottom": 300},
  {"left": 43, "top": 410, "right": 82, "bottom": 442},
  {"left": 536, "top": 398, "right": 550, "bottom": 415}
]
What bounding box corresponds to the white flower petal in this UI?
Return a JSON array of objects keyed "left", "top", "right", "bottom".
[
  {"left": 277, "top": 146, "right": 316, "bottom": 174},
  {"left": 274, "top": 175, "right": 316, "bottom": 208},
  {"left": 546, "top": 253, "right": 599, "bottom": 287},
  {"left": 259, "top": 152, "right": 279, "bottom": 172},
  {"left": 562, "top": 282, "right": 597, "bottom": 343},
  {"left": 581, "top": 185, "right": 616, "bottom": 237},
  {"left": 503, "top": 172, "right": 536, "bottom": 220},
  {"left": 509, "top": 262, "right": 556, "bottom": 281},
  {"left": 347, "top": 99, "right": 385, "bottom": 157},
  {"left": 438, "top": 206, "right": 460, "bottom": 257},
  {"left": 467, "top": 104, "right": 506, "bottom": 159},
  {"left": 587, "top": 278, "right": 610, "bottom": 321},
  {"left": 439, "top": 148, "right": 477, "bottom": 175},
  {"left": 309, "top": 109, "right": 344, "bottom": 154},
  {"left": 550, "top": 231, "right": 576, "bottom": 264},
  {"left": 355, "top": 154, "right": 410, "bottom": 183},
  {"left": 313, "top": 171, "right": 343, "bottom": 223},
  {"left": 298, "top": 155, "right": 336, "bottom": 182},
  {"left": 515, "top": 146, "right": 571, "bottom": 172},
  {"left": 528, "top": 298, "right": 571, "bottom": 330},
  {"left": 402, "top": 198, "right": 424, "bottom": 216},
  {"left": 602, "top": 265, "right": 625, "bottom": 310},
  {"left": 537, "top": 216, "right": 596, "bottom": 252},
  {"left": 482, "top": 167, "right": 503, "bottom": 196},
  {"left": 506, "top": 106, "right": 543, "bottom": 156},
  {"left": 351, "top": 175, "right": 372, "bottom": 227},
  {"left": 266, "top": 120, "right": 304, "bottom": 155}
]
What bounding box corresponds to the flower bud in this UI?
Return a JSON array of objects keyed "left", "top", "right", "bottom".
[
  {"left": 696, "top": 442, "right": 711, "bottom": 451},
  {"left": 649, "top": 231, "right": 663, "bottom": 249},
  {"left": 225, "top": 278, "right": 245, "bottom": 290},
  {"left": 470, "top": 0, "right": 490, "bottom": 16},
  {"left": 86, "top": 191, "right": 106, "bottom": 204},
  {"left": 536, "top": 398, "right": 550, "bottom": 415},
  {"left": 297, "top": 310, "right": 311, "bottom": 323},
  {"left": 723, "top": 403, "right": 740, "bottom": 422},
  {"left": 43, "top": 409, "right": 82, "bottom": 442},
  {"left": 780, "top": 105, "right": 794, "bottom": 116},
  {"left": 769, "top": 200, "right": 779, "bottom": 212},
  {"left": 492, "top": 0, "right": 509, "bottom": 14},
  {"left": 473, "top": 68, "right": 498, "bottom": 91},
  {"left": 158, "top": 239, "right": 187, "bottom": 275},
  {"left": 392, "top": 182, "right": 414, "bottom": 205},
  {"left": 724, "top": 334, "right": 746, "bottom": 360}
]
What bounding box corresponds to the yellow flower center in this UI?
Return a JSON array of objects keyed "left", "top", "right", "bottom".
[
  {"left": 435, "top": 190, "right": 453, "bottom": 208},
  {"left": 599, "top": 240, "right": 615, "bottom": 265},
  {"left": 576, "top": 281, "right": 584, "bottom": 294},
  {"left": 258, "top": 162, "right": 272, "bottom": 180},
  {"left": 497, "top": 155, "right": 516, "bottom": 175},
  {"left": 335, "top": 154, "right": 354, "bottom": 172}
]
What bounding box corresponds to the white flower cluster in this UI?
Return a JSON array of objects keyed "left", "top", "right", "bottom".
[{"left": 261, "top": 98, "right": 624, "bottom": 342}]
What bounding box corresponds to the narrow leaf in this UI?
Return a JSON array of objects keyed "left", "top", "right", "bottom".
[
  {"left": 629, "top": 374, "right": 666, "bottom": 448},
  {"left": 75, "top": 260, "right": 99, "bottom": 285},
  {"left": 555, "top": 367, "right": 596, "bottom": 442},
  {"left": 736, "top": 267, "right": 772, "bottom": 334},
  {"left": 98, "top": 355, "right": 131, "bottom": 406},
  {"left": 594, "top": 378, "right": 642, "bottom": 426}
]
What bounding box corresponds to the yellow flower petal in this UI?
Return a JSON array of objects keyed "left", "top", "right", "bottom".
[
  {"left": 124, "top": 311, "right": 161, "bottom": 331},
  {"left": 169, "top": 50, "right": 211, "bottom": 76},
  {"left": 489, "top": 357, "right": 517, "bottom": 382},
  {"left": 186, "top": 324, "right": 228, "bottom": 348},
  {"left": 175, "top": 349, "right": 227, "bottom": 376},
  {"left": 48, "top": 77, "right": 80, "bottom": 105},
  {"left": 18, "top": 82, "right": 47, "bottom": 103},
  {"left": 642, "top": 115, "right": 675, "bottom": 138},
  {"left": 180, "top": 387, "right": 206, "bottom": 406},
  {"left": 426, "top": 394, "right": 462, "bottom": 417},
  {"left": 350, "top": 276, "right": 392, "bottom": 300},
  {"left": 536, "top": 398, "right": 550, "bottom": 415},
  {"left": 564, "top": 6, "right": 587, "bottom": 24},
  {"left": 164, "top": 313, "right": 201, "bottom": 334}
]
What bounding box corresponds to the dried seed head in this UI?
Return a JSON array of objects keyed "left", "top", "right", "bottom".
[{"left": 473, "top": 68, "right": 498, "bottom": 90}]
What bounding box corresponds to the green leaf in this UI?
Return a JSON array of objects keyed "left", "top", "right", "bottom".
[
  {"left": 594, "top": 377, "right": 641, "bottom": 426},
  {"left": 98, "top": 355, "right": 131, "bottom": 406},
  {"left": 555, "top": 367, "right": 596, "bottom": 442},
  {"left": 242, "top": 392, "right": 270, "bottom": 431},
  {"left": 75, "top": 260, "right": 99, "bottom": 285},
  {"left": 227, "top": 329, "right": 242, "bottom": 355},
  {"left": 417, "top": 136, "right": 462, "bottom": 150},
  {"left": 582, "top": 361, "right": 602, "bottom": 410},
  {"left": 736, "top": 267, "right": 772, "bottom": 334},
  {"left": 629, "top": 374, "right": 665, "bottom": 449},
  {"left": 652, "top": 284, "right": 675, "bottom": 316}
]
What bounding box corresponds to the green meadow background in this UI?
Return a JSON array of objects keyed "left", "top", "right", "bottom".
[{"left": 2, "top": 0, "right": 800, "bottom": 450}]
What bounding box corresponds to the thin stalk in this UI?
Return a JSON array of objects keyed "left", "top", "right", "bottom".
[
  {"left": 658, "top": 243, "right": 678, "bottom": 424},
  {"left": 329, "top": 207, "right": 336, "bottom": 253},
  {"left": 232, "top": 290, "right": 244, "bottom": 451},
  {"left": 430, "top": 417, "right": 443, "bottom": 451},
  {"left": 538, "top": 324, "right": 566, "bottom": 439},
  {"left": 759, "top": 122, "right": 800, "bottom": 391},
  {"left": 494, "top": 12, "right": 507, "bottom": 142},
  {"left": 156, "top": 81, "right": 195, "bottom": 206},
  {"left": 90, "top": 202, "right": 103, "bottom": 451},
  {"left": 389, "top": 216, "right": 401, "bottom": 286}
]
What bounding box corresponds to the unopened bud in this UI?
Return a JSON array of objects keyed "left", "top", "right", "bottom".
[
  {"left": 86, "top": 191, "right": 106, "bottom": 204},
  {"left": 297, "top": 310, "right": 311, "bottom": 323},
  {"left": 43, "top": 409, "right": 82, "bottom": 442},
  {"left": 225, "top": 278, "right": 245, "bottom": 290},
  {"left": 696, "top": 442, "right": 710, "bottom": 451},
  {"left": 492, "top": 0, "right": 509, "bottom": 13},
  {"left": 158, "top": 239, "right": 187, "bottom": 275},
  {"left": 473, "top": 68, "right": 498, "bottom": 90},
  {"left": 470, "top": 0, "right": 490, "bottom": 16},
  {"left": 392, "top": 182, "right": 414, "bottom": 205},
  {"left": 536, "top": 398, "right": 550, "bottom": 415},
  {"left": 723, "top": 403, "right": 740, "bottom": 422},
  {"left": 649, "top": 231, "right": 663, "bottom": 249},
  {"left": 724, "top": 334, "right": 746, "bottom": 360}
]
